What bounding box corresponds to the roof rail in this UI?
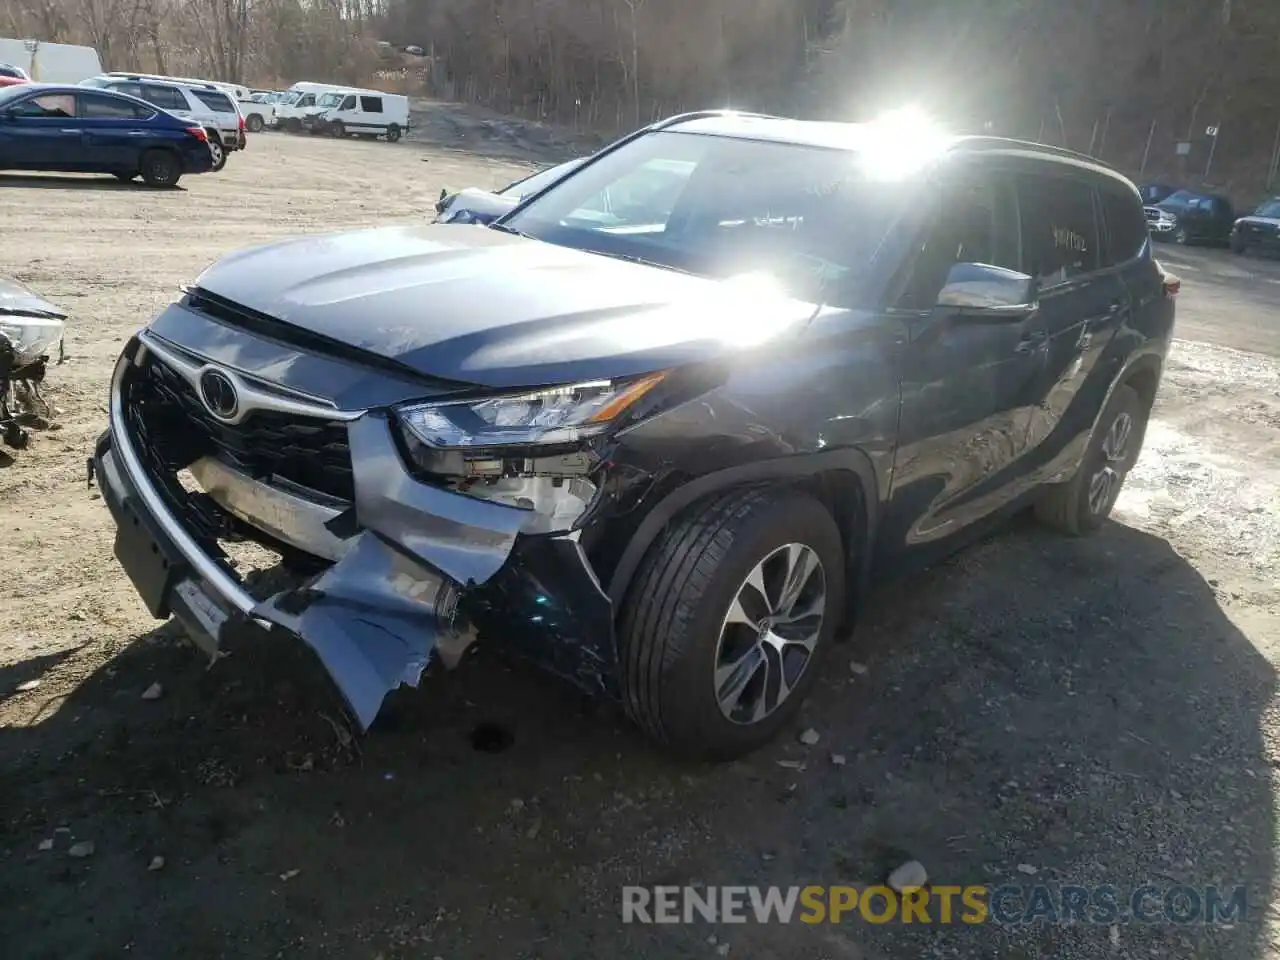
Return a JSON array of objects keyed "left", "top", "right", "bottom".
[
  {"left": 650, "top": 109, "right": 786, "bottom": 130},
  {"left": 953, "top": 135, "right": 1113, "bottom": 168}
]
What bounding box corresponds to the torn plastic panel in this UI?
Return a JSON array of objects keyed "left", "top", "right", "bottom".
[{"left": 253, "top": 532, "right": 475, "bottom": 729}]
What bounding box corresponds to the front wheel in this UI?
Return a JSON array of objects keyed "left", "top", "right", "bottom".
[
  {"left": 1035, "top": 385, "right": 1147, "bottom": 535},
  {"left": 618, "top": 487, "right": 846, "bottom": 760},
  {"left": 385, "top": 123, "right": 401, "bottom": 142},
  {"left": 329, "top": 120, "right": 345, "bottom": 138}
]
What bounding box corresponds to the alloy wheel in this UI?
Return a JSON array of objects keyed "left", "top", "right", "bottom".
[
  {"left": 1088, "top": 411, "right": 1133, "bottom": 515},
  {"left": 713, "top": 543, "right": 827, "bottom": 725}
]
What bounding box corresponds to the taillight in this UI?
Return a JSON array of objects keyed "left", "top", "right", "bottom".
[
  {"left": 186, "top": 126, "right": 208, "bottom": 142},
  {"left": 238, "top": 114, "right": 246, "bottom": 132}
]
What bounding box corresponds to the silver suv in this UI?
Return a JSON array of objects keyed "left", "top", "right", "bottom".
[{"left": 80, "top": 75, "right": 244, "bottom": 170}]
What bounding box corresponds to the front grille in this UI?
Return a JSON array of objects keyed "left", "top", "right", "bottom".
[{"left": 131, "top": 351, "right": 355, "bottom": 503}]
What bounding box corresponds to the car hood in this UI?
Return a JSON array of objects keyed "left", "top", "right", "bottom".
[
  {"left": 1236, "top": 215, "right": 1280, "bottom": 228},
  {"left": 192, "top": 224, "right": 822, "bottom": 388},
  {"left": 0, "top": 276, "right": 67, "bottom": 319}
]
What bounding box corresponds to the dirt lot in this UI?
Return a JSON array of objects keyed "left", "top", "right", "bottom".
[{"left": 2, "top": 121, "right": 1279, "bottom": 960}]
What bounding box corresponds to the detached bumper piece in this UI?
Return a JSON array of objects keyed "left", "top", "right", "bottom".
[{"left": 97, "top": 334, "right": 618, "bottom": 729}]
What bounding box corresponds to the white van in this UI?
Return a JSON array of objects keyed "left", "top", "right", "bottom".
[
  {"left": 0, "top": 39, "right": 101, "bottom": 83},
  {"left": 271, "top": 82, "right": 348, "bottom": 132},
  {"left": 301, "top": 88, "right": 410, "bottom": 142}
]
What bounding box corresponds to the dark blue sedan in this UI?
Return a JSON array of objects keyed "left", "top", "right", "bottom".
[{"left": 0, "top": 83, "right": 213, "bottom": 188}]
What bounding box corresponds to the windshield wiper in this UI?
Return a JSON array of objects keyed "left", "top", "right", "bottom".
[{"left": 487, "top": 222, "right": 529, "bottom": 238}]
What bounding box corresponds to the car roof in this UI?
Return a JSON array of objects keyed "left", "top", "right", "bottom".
[{"left": 661, "top": 113, "right": 1137, "bottom": 192}]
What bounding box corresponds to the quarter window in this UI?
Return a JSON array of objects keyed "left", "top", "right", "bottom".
[
  {"left": 1099, "top": 188, "right": 1149, "bottom": 265},
  {"left": 1016, "top": 174, "right": 1099, "bottom": 285}
]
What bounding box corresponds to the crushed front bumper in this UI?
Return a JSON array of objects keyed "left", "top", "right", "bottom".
[{"left": 95, "top": 337, "right": 618, "bottom": 729}]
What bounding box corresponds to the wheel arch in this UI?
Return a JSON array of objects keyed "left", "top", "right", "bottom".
[{"left": 605, "top": 448, "right": 880, "bottom": 627}]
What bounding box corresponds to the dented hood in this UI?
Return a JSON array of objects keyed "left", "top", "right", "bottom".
[{"left": 193, "top": 225, "right": 818, "bottom": 388}]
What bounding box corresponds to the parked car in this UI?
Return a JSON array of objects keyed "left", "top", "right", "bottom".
[
  {"left": 1229, "top": 197, "right": 1280, "bottom": 256},
  {"left": 1137, "top": 182, "right": 1178, "bottom": 205},
  {"left": 91, "top": 111, "right": 1176, "bottom": 759},
  {"left": 1144, "top": 189, "right": 1235, "bottom": 245},
  {"left": 435, "top": 156, "right": 590, "bottom": 224},
  {"left": 237, "top": 92, "right": 276, "bottom": 132},
  {"left": 0, "top": 83, "right": 214, "bottom": 187},
  {"left": 270, "top": 83, "right": 348, "bottom": 131},
  {"left": 301, "top": 88, "right": 410, "bottom": 141},
  {"left": 81, "top": 74, "right": 245, "bottom": 171},
  {"left": 0, "top": 63, "right": 29, "bottom": 87}
]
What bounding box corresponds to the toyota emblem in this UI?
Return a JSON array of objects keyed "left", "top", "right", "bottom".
[{"left": 199, "top": 368, "right": 239, "bottom": 419}]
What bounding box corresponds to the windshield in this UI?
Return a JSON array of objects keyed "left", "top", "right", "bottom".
[
  {"left": 279, "top": 91, "right": 301, "bottom": 105},
  {"left": 501, "top": 157, "right": 590, "bottom": 200},
  {"left": 503, "top": 130, "right": 908, "bottom": 305},
  {"left": 1254, "top": 200, "right": 1280, "bottom": 218},
  {"left": 317, "top": 92, "right": 344, "bottom": 108}
]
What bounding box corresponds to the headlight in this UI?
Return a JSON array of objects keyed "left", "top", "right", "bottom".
[
  {"left": 397, "top": 372, "right": 666, "bottom": 449},
  {"left": 0, "top": 316, "right": 64, "bottom": 366}
]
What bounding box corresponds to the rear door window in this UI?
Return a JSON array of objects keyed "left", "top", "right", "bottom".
[
  {"left": 1098, "top": 188, "right": 1149, "bottom": 266},
  {"left": 1016, "top": 174, "right": 1100, "bottom": 286},
  {"left": 142, "top": 84, "right": 187, "bottom": 111},
  {"left": 80, "top": 92, "right": 152, "bottom": 119}
]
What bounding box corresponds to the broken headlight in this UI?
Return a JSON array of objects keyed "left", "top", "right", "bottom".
[
  {"left": 396, "top": 372, "right": 665, "bottom": 449},
  {"left": 0, "top": 316, "right": 65, "bottom": 366}
]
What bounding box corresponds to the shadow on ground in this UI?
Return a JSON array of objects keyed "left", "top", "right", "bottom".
[
  {"left": 0, "top": 174, "right": 185, "bottom": 192},
  {"left": 0, "top": 517, "right": 1273, "bottom": 959}
]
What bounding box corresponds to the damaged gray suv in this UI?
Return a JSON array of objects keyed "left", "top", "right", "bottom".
[{"left": 92, "top": 110, "right": 1175, "bottom": 758}]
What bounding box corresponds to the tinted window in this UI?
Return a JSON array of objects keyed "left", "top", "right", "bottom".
[
  {"left": 359, "top": 96, "right": 382, "bottom": 112},
  {"left": 9, "top": 93, "right": 75, "bottom": 118},
  {"left": 1099, "top": 188, "right": 1149, "bottom": 265},
  {"left": 192, "top": 90, "right": 234, "bottom": 112},
  {"left": 80, "top": 92, "right": 151, "bottom": 119},
  {"left": 898, "top": 173, "right": 1021, "bottom": 310},
  {"left": 141, "top": 84, "right": 187, "bottom": 111},
  {"left": 1016, "top": 174, "right": 1099, "bottom": 285},
  {"left": 106, "top": 81, "right": 144, "bottom": 99}
]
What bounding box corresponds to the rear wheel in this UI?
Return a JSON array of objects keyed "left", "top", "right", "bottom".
[
  {"left": 246, "top": 113, "right": 264, "bottom": 133},
  {"left": 1035, "top": 385, "right": 1147, "bottom": 535},
  {"left": 386, "top": 123, "right": 401, "bottom": 142},
  {"left": 618, "top": 486, "right": 846, "bottom": 760},
  {"left": 207, "top": 135, "right": 226, "bottom": 172},
  {"left": 139, "top": 149, "right": 181, "bottom": 188}
]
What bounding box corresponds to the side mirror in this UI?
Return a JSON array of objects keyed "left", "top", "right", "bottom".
[{"left": 937, "top": 262, "right": 1037, "bottom": 317}]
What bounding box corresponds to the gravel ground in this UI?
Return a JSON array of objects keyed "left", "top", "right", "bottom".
[{"left": 1, "top": 117, "right": 1278, "bottom": 959}]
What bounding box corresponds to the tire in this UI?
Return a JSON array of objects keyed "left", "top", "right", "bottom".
[
  {"left": 330, "top": 120, "right": 345, "bottom": 138},
  {"left": 386, "top": 123, "right": 401, "bottom": 143},
  {"left": 113, "top": 172, "right": 136, "bottom": 183},
  {"left": 1034, "top": 385, "right": 1147, "bottom": 536},
  {"left": 246, "top": 113, "right": 264, "bottom": 133},
  {"left": 207, "top": 134, "right": 226, "bottom": 172},
  {"left": 618, "top": 486, "right": 846, "bottom": 760},
  {"left": 139, "top": 149, "right": 181, "bottom": 188}
]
